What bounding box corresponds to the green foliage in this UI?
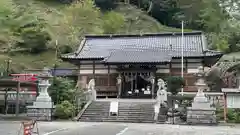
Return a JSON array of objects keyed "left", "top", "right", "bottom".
[
  {"left": 102, "top": 11, "right": 125, "bottom": 34},
  {"left": 227, "top": 109, "right": 240, "bottom": 123},
  {"left": 0, "top": 0, "right": 51, "bottom": 54},
  {"left": 53, "top": 0, "right": 103, "bottom": 48},
  {"left": 207, "top": 32, "right": 240, "bottom": 53},
  {"left": 49, "top": 77, "right": 75, "bottom": 104},
  {"left": 55, "top": 100, "right": 75, "bottom": 119},
  {"left": 17, "top": 26, "right": 51, "bottom": 54},
  {"left": 0, "top": 0, "right": 239, "bottom": 70},
  {"left": 166, "top": 76, "right": 185, "bottom": 95}
]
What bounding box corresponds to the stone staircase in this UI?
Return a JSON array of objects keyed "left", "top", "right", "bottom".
[
  {"left": 79, "top": 100, "right": 155, "bottom": 123},
  {"left": 79, "top": 101, "right": 110, "bottom": 122},
  {"left": 114, "top": 102, "right": 155, "bottom": 123}
]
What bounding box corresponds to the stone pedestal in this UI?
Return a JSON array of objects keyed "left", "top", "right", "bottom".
[
  {"left": 166, "top": 108, "right": 182, "bottom": 124},
  {"left": 27, "top": 68, "right": 55, "bottom": 121},
  {"left": 187, "top": 108, "right": 216, "bottom": 124},
  {"left": 187, "top": 88, "right": 217, "bottom": 125},
  {"left": 167, "top": 116, "right": 182, "bottom": 124}
]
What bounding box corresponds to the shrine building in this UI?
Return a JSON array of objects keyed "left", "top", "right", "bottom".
[{"left": 61, "top": 31, "right": 223, "bottom": 98}]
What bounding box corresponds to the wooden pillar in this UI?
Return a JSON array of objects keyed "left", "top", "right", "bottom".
[
  {"left": 131, "top": 72, "right": 134, "bottom": 91},
  {"left": 15, "top": 81, "right": 20, "bottom": 116},
  {"left": 185, "top": 59, "right": 188, "bottom": 86},
  {"left": 223, "top": 93, "right": 227, "bottom": 122},
  {"left": 93, "top": 61, "right": 95, "bottom": 80},
  {"left": 185, "top": 59, "right": 188, "bottom": 73},
  {"left": 77, "top": 63, "right": 81, "bottom": 88},
  {"left": 135, "top": 72, "right": 137, "bottom": 89},
  {"left": 107, "top": 65, "right": 110, "bottom": 87},
  {"left": 169, "top": 62, "right": 172, "bottom": 76}
]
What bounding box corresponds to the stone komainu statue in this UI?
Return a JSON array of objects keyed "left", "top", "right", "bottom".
[
  {"left": 86, "top": 79, "right": 97, "bottom": 101},
  {"left": 87, "top": 79, "right": 95, "bottom": 90}
]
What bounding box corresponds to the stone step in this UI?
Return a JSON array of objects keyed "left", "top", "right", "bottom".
[
  {"left": 82, "top": 113, "right": 109, "bottom": 117},
  {"left": 119, "top": 103, "right": 154, "bottom": 105},
  {"left": 118, "top": 107, "right": 154, "bottom": 109},
  {"left": 79, "top": 101, "right": 156, "bottom": 123},
  {"left": 104, "top": 117, "right": 154, "bottom": 121},
  {"left": 118, "top": 108, "right": 154, "bottom": 111},
  {"left": 119, "top": 111, "right": 153, "bottom": 113},
  {"left": 88, "top": 106, "right": 110, "bottom": 109},
  {"left": 118, "top": 114, "right": 154, "bottom": 116},
  {"left": 103, "top": 119, "right": 154, "bottom": 123},
  {"left": 84, "top": 109, "right": 109, "bottom": 112},
  {"left": 79, "top": 119, "right": 103, "bottom": 122}
]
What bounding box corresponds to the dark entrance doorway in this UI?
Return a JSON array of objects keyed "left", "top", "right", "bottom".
[{"left": 120, "top": 71, "right": 154, "bottom": 98}]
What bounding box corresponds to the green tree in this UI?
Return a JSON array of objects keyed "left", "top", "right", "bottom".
[
  {"left": 48, "top": 77, "right": 75, "bottom": 104},
  {"left": 55, "top": 100, "right": 76, "bottom": 119},
  {"left": 0, "top": 0, "right": 20, "bottom": 51},
  {"left": 52, "top": 0, "right": 103, "bottom": 49},
  {"left": 16, "top": 25, "right": 51, "bottom": 54},
  {"left": 102, "top": 11, "right": 125, "bottom": 34},
  {"left": 166, "top": 76, "right": 185, "bottom": 95}
]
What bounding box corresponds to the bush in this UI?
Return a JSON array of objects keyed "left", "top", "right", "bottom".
[
  {"left": 55, "top": 100, "right": 76, "bottom": 119},
  {"left": 166, "top": 76, "right": 185, "bottom": 95},
  {"left": 49, "top": 77, "right": 75, "bottom": 104},
  {"left": 227, "top": 109, "right": 240, "bottom": 123},
  {"left": 17, "top": 27, "right": 51, "bottom": 54}
]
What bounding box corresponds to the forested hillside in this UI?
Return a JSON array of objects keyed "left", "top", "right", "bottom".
[{"left": 0, "top": 0, "right": 239, "bottom": 72}]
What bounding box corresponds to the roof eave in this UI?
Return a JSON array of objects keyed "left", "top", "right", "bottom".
[
  {"left": 103, "top": 61, "right": 170, "bottom": 65},
  {"left": 85, "top": 31, "right": 203, "bottom": 39}
]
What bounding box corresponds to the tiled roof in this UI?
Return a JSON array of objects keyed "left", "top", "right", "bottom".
[
  {"left": 61, "top": 32, "right": 223, "bottom": 63},
  {"left": 104, "top": 50, "right": 172, "bottom": 63},
  {"left": 50, "top": 69, "right": 77, "bottom": 76}
]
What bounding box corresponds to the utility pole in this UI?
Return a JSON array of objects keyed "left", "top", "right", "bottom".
[
  {"left": 181, "top": 21, "right": 184, "bottom": 96},
  {"left": 54, "top": 40, "right": 58, "bottom": 104},
  {"left": 4, "top": 58, "right": 12, "bottom": 114}
]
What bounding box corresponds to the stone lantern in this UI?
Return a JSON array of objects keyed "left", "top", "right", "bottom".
[
  {"left": 27, "top": 67, "right": 55, "bottom": 121},
  {"left": 186, "top": 66, "right": 217, "bottom": 125}
]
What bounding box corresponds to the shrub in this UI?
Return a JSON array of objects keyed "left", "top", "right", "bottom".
[
  {"left": 55, "top": 100, "right": 76, "bottom": 119},
  {"left": 227, "top": 109, "right": 240, "bottom": 123},
  {"left": 49, "top": 77, "right": 75, "bottom": 104},
  {"left": 17, "top": 27, "right": 51, "bottom": 54},
  {"left": 166, "top": 76, "right": 185, "bottom": 95}
]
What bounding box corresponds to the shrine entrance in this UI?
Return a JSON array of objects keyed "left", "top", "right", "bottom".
[{"left": 116, "top": 65, "right": 157, "bottom": 99}]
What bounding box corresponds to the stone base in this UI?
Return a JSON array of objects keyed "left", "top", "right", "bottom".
[
  {"left": 27, "top": 108, "right": 53, "bottom": 121},
  {"left": 166, "top": 116, "right": 182, "bottom": 124},
  {"left": 187, "top": 109, "right": 217, "bottom": 125},
  {"left": 157, "top": 115, "right": 167, "bottom": 123}
]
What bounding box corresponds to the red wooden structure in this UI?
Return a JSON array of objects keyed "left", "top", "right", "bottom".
[{"left": 10, "top": 74, "right": 38, "bottom": 95}]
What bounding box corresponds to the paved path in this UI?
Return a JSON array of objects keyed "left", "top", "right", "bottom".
[{"left": 1, "top": 121, "right": 240, "bottom": 135}]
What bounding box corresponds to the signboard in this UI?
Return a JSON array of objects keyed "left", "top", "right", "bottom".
[{"left": 227, "top": 94, "right": 240, "bottom": 108}]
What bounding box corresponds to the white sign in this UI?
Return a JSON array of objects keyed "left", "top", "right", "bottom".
[{"left": 227, "top": 94, "right": 240, "bottom": 108}]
